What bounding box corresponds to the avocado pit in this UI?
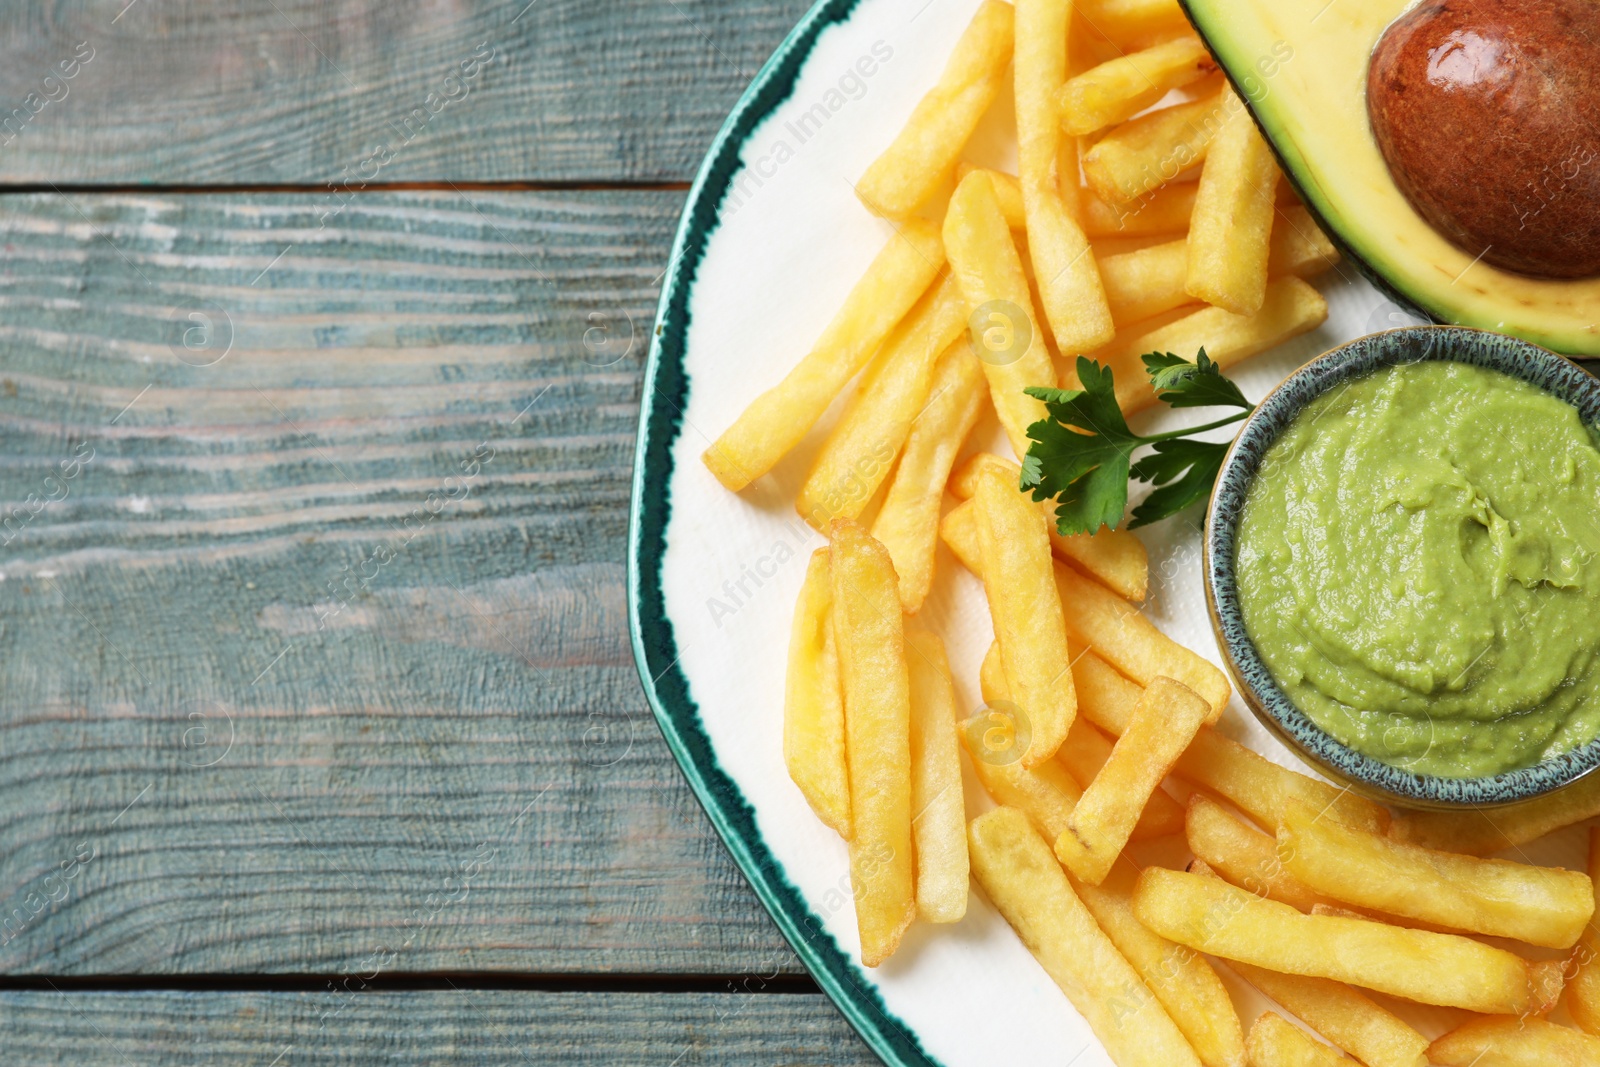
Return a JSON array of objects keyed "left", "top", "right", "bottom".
[{"left": 1367, "top": 0, "right": 1600, "bottom": 279}]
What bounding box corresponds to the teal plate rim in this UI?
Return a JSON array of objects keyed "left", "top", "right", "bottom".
[{"left": 625, "top": 1, "right": 937, "bottom": 1065}]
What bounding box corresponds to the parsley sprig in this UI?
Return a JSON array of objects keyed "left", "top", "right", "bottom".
[{"left": 1019, "top": 350, "right": 1255, "bottom": 536}]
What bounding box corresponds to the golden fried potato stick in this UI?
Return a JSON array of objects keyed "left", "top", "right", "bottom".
[
  {"left": 1058, "top": 716, "right": 1185, "bottom": 839},
  {"left": 1229, "top": 961, "right": 1428, "bottom": 1067},
  {"left": 1060, "top": 36, "right": 1216, "bottom": 137},
  {"left": 1052, "top": 560, "right": 1230, "bottom": 719},
  {"left": 1076, "top": 0, "right": 1192, "bottom": 47},
  {"left": 797, "top": 274, "right": 968, "bottom": 530},
  {"left": 1185, "top": 85, "right": 1281, "bottom": 315},
  {"left": 905, "top": 630, "right": 968, "bottom": 923},
  {"left": 783, "top": 549, "right": 851, "bottom": 836},
  {"left": 940, "top": 498, "right": 1227, "bottom": 717},
  {"left": 1185, "top": 795, "right": 1329, "bottom": 912},
  {"left": 1083, "top": 275, "right": 1328, "bottom": 416},
  {"left": 829, "top": 520, "right": 915, "bottom": 966},
  {"left": 1132, "top": 867, "right": 1550, "bottom": 1014},
  {"left": 1567, "top": 827, "right": 1600, "bottom": 1033},
  {"left": 1100, "top": 207, "right": 1339, "bottom": 324},
  {"left": 1246, "top": 1013, "right": 1360, "bottom": 1067},
  {"left": 1055, "top": 677, "right": 1208, "bottom": 884},
  {"left": 968, "top": 808, "right": 1203, "bottom": 1067},
  {"left": 980, "top": 640, "right": 1179, "bottom": 842},
  {"left": 870, "top": 340, "right": 987, "bottom": 613},
  {"left": 1083, "top": 89, "right": 1235, "bottom": 204},
  {"left": 944, "top": 170, "right": 1057, "bottom": 458},
  {"left": 1081, "top": 182, "right": 1198, "bottom": 237},
  {"left": 1278, "top": 798, "right": 1595, "bottom": 950},
  {"left": 949, "top": 451, "right": 1149, "bottom": 601},
  {"left": 1389, "top": 769, "right": 1600, "bottom": 855},
  {"left": 1429, "top": 1016, "right": 1600, "bottom": 1067},
  {"left": 1016, "top": 0, "right": 1116, "bottom": 355},
  {"left": 1060, "top": 637, "right": 1388, "bottom": 835},
  {"left": 1075, "top": 863, "right": 1247, "bottom": 1067},
  {"left": 961, "top": 713, "right": 1084, "bottom": 841},
  {"left": 958, "top": 165, "right": 1027, "bottom": 229},
  {"left": 856, "top": 0, "right": 1014, "bottom": 217},
  {"left": 703, "top": 221, "right": 944, "bottom": 490},
  {"left": 974, "top": 466, "right": 1076, "bottom": 766}
]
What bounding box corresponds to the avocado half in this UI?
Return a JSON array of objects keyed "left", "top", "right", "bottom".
[{"left": 1179, "top": 0, "right": 1600, "bottom": 356}]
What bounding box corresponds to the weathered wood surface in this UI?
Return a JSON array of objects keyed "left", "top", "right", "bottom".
[
  {"left": 0, "top": 0, "right": 812, "bottom": 186},
  {"left": 0, "top": 989, "right": 877, "bottom": 1063},
  {"left": 0, "top": 190, "right": 801, "bottom": 976}
]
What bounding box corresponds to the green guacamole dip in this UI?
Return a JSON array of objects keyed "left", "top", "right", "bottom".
[{"left": 1236, "top": 360, "right": 1600, "bottom": 777}]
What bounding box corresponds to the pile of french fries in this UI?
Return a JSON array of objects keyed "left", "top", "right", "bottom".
[{"left": 704, "top": 0, "right": 1600, "bottom": 1063}]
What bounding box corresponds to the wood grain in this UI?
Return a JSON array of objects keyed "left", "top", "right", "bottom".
[
  {"left": 0, "top": 190, "right": 800, "bottom": 975},
  {"left": 0, "top": 989, "right": 877, "bottom": 1064},
  {"left": 0, "top": 0, "right": 811, "bottom": 185}
]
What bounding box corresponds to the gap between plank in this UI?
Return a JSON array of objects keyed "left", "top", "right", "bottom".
[
  {"left": 0, "top": 974, "right": 822, "bottom": 995},
  {"left": 0, "top": 180, "right": 692, "bottom": 195}
]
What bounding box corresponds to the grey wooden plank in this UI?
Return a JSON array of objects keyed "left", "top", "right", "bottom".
[
  {"left": 0, "top": 0, "right": 813, "bottom": 185},
  {"left": 0, "top": 190, "right": 801, "bottom": 975},
  {"left": 0, "top": 989, "right": 877, "bottom": 1064}
]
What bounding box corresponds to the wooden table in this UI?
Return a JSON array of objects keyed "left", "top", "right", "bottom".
[{"left": 0, "top": 2, "right": 880, "bottom": 1061}]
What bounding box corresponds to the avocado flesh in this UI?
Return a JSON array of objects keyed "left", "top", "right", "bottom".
[{"left": 1179, "top": 0, "right": 1600, "bottom": 356}]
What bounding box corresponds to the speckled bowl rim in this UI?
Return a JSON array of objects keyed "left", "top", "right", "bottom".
[{"left": 1205, "top": 325, "right": 1600, "bottom": 809}]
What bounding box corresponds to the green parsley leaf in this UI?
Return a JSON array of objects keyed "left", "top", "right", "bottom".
[
  {"left": 1022, "top": 350, "right": 1256, "bottom": 534},
  {"left": 1128, "top": 438, "right": 1231, "bottom": 528},
  {"left": 1142, "top": 348, "right": 1252, "bottom": 410},
  {"left": 1019, "top": 358, "right": 1142, "bottom": 536}
]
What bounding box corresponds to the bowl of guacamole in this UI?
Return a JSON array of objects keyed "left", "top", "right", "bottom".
[{"left": 1206, "top": 326, "right": 1600, "bottom": 807}]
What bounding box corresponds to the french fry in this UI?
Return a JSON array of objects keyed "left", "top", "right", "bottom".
[
  {"left": 1186, "top": 796, "right": 1329, "bottom": 911},
  {"left": 703, "top": 221, "right": 945, "bottom": 490},
  {"left": 943, "top": 498, "right": 1229, "bottom": 718},
  {"left": 1389, "top": 769, "right": 1600, "bottom": 855},
  {"left": 1429, "top": 1016, "right": 1600, "bottom": 1067},
  {"left": 957, "top": 165, "right": 1026, "bottom": 229},
  {"left": 974, "top": 466, "right": 1076, "bottom": 766},
  {"left": 968, "top": 808, "right": 1203, "bottom": 1067},
  {"left": 829, "top": 520, "right": 915, "bottom": 966},
  {"left": 857, "top": 0, "right": 1014, "bottom": 217},
  {"left": 983, "top": 640, "right": 1180, "bottom": 842},
  {"left": 1278, "top": 798, "right": 1595, "bottom": 950},
  {"left": 1052, "top": 560, "right": 1230, "bottom": 719},
  {"left": 1060, "top": 36, "right": 1217, "bottom": 137},
  {"left": 1100, "top": 208, "right": 1340, "bottom": 324},
  {"left": 1185, "top": 85, "right": 1280, "bottom": 315},
  {"left": 944, "top": 170, "right": 1058, "bottom": 458},
  {"left": 1086, "top": 275, "right": 1329, "bottom": 416},
  {"left": 1075, "top": 863, "right": 1247, "bottom": 1067},
  {"left": 962, "top": 713, "right": 1084, "bottom": 840},
  {"left": 1016, "top": 0, "right": 1116, "bottom": 355},
  {"left": 871, "top": 340, "right": 987, "bottom": 613},
  {"left": 1567, "top": 827, "right": 1600, "bottom": 1034},
  {"left": 1083, "top": 89, "right": 1237, "bottom": 204},
  {"left": 905, "top": 630, "right": 968, "bottom": 923},
  {"left": 1082, "top": 182, "right": 1198, "bottom": 237},
  {"left": 1059, "top": 717, "right": 1186, "bottom": 839},
  {"left": 1131, "top": 867, "right": 1548, "bottom": 1015},
  {"left": 1246, "top": 1013, "right": 1360, "bottom": 1067},
  {"left": 949, "top": 452, "right": 1149, "bottom": 601},
  {"left": 1266, "top": 206, "right": 1341, "bottom": 278},
  {"left": 797, "top": 274, "right": 968, "bottom": 529},
  {"left": 1077, "top": 0, "right": 1193, "bottom": 48},
  {"left": 1229, "top": 962, "right": 1429, "bottom": 1067},
  {"left": 1056, "top": 677, "right": 1208, "bottom": 884},
  {"left": 1065, "top": 647, "right": 1389, "bottom": 835},
  {"left": 784, "top": 549, "right": 851, "bottom": 837}
]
